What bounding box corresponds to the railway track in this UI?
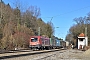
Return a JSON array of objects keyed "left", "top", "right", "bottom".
[{"left": 0, "top": 49, "right": 65, "bottom": 59}]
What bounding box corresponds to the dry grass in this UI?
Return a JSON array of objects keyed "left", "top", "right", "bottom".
[
  {"left": 78, "top": 48, "right": 90, "bottom": 60},
  {"left": 83, "top": 48, "right": 90, "bottom": 57}
]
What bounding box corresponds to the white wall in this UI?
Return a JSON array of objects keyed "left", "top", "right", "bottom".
[
  {"left": 78, "top": 37, "right": 88, "bottom": 49},
  {"left": 85, "top": 37, "right": 88, "bottom": 46}
]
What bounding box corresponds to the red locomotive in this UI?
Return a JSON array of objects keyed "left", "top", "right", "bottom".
[{"left": 29, "top": 36, "right": 50, "bottom": 50}]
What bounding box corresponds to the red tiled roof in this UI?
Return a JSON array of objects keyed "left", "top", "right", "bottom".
[{"left": 78, "top": 33, "right": 85, "bottom": 37}]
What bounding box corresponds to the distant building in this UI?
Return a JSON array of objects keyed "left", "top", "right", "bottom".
[{"left": 78, "top": 33, "right": 88, "bottom": 49}]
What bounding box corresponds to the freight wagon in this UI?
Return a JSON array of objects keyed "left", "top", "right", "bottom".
[
  {"left": 50, "top": 38, "right": 62, "bottom": 49},
  {"left": 60, "top": 40, "right": 69, "bottom": 48}
]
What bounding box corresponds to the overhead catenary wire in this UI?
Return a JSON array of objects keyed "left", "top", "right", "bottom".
[{"left": 41, "top": 6, "right": 90, "bottom": 19}]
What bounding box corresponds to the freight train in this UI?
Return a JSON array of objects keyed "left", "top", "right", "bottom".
[{"left": 29, "top": 36, "right": 69, "bottom": 50}]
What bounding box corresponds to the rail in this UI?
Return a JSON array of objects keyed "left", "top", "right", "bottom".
[{"left": 0, "top": 49, "right": 65, "bottom": 59}]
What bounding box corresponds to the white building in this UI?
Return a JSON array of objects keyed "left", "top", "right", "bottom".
[{"left": 78, "top": 33, "right": 88, "bottom": 49}]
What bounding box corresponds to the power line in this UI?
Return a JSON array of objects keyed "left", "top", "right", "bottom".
[
  {"left": 54, "top": 6, "right": 90, "bottom": 17},
  {"left": 41, "top": 6, "right": 90, "bottom": 19}
]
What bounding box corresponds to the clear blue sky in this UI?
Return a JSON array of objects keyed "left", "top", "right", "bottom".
[{"left": 4, "top": 0, "right": 90, "bottom": 40}]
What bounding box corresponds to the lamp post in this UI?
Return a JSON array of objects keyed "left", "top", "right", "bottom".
[
  {"left": 54, "top": 27, "right": 59, "bottom": 45},
  {"left": 49, "top": 16, "right": 60, "bottom": 46},
  {"left": 50, "top": 27, "right": 59, "bottom": 46}
]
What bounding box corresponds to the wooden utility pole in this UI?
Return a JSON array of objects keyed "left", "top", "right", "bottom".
[
  {"left": 85, "top": 27, "right": 87, "bottom": 37},
  {"left": 38, "top": 27, "right": 40, "bottom": 36},
  {"left": 0, "top": 0, "right": 2, "bottom": 24},
  {"left": 85, "top": 17, "right": 88, "bottom": 37}
]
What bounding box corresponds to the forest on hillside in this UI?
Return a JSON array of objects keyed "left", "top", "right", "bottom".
[{"left": 0, "top": 1, "right": 54, "bottom": 50}]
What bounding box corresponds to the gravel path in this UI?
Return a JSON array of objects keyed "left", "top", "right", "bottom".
[
  {"left": 42, "top": 49, "right": 84, "bottom": 60},
  {"left": 1, "top": 49, "right": 87, "bottom": 60}
]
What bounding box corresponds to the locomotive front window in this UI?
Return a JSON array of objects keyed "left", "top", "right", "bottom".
[{"left": 31, "top": 38, "right": 38, "bottom": 42}]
